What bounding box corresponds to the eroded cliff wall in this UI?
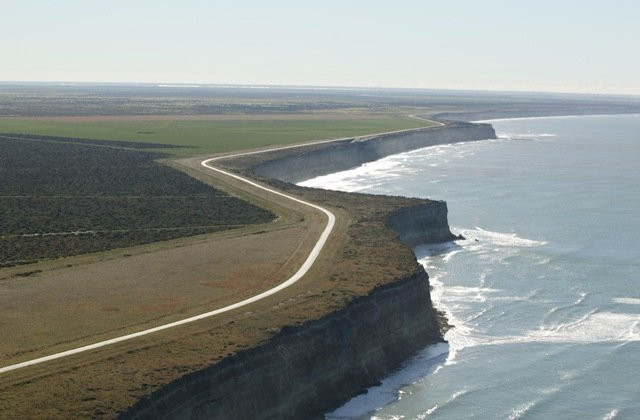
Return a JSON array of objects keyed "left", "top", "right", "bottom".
[
  {"left": 121, "top": 268, "right": 440, "bottom": 420},
  {"left": 388, "top": 201, "right": 460, "bottom": 247},
  {"left": 253, "top": 122, "right": 496, "bottom": 183},
  {"left": 121, "top": 124, "right": 490, "bottom": 419}
]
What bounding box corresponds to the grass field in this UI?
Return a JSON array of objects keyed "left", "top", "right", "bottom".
[{"left": 0, "top": 115, "right": 433, "bottom": 156}]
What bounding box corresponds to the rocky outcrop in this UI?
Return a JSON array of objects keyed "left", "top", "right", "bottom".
[
  {"left": 253, "top": 122, "right": 496, "bottom": 183},
  {"left": 388, "top": 201, "right": 460, "bottom": 247}
]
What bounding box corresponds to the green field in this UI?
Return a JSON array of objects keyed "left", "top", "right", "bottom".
[{"left": 0, "top": 116, "right": 433, "bottom": 157}]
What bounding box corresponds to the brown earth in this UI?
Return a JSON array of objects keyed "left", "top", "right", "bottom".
[{"left": 0, "top": 145, "right": 430, "bottom": 418}]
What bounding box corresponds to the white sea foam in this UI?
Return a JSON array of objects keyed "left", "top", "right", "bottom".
[
  {"left": 309, "top": 115, "right": 639, "bottom": 418},
  {"left": 545, "top": 292, "right": 588, "bottom": 320},
  {"left": 473, "top": 114, "right": 599, "bottom": 123},
  {"left": 603, "top": 409, "right": 619, "bottom": 419},
  {"left": 508, "top": 400, "right": 536, "bottom": 419},
  {"left": 325, "top": 343, "right": 449, "bottom": 419},
  {"left": 413, "top": 223, "right": 637, "bottom": 368},
  {"left": 460, "top": 227, "right": 547, "bottom": 248},
  {"left": 413, "top": 234, "right": 545, "bottom": 364},
  {"left": 415, "top": 389, "right": 468, "bottom": 418},
  {"left": 299, "top": 139, "right": 496, "bottom": 193},
  {"left": 497, "top": 131, "right": 557, "bottom": 140},
  {"left": 492, "top": 290, "right": 538, "bottom": 302},
  {"left": 487, "top": 312, "right": 640, "bottom": 346},
  {"left": 422, "top": 237, "right": 639, "bottom": 355},
  {"left": 613, "top": 297, "right": 640, "bottom": 305},
  {"left": 298, "top": 155, "right": 407, "bottom": 192}
]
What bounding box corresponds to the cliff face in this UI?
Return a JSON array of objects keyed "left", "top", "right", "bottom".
[
  {"left": 388, "top": 202, "right": 459, "bottom": 248},
  {"left": 121, "top": 269, "right": 440, "bottom": 420},
  {"left": 121, "top": 124, "right": 491, "bottom": 419},
  {"left": 253, "top": 123, "right": 496, "bottom": 183}
]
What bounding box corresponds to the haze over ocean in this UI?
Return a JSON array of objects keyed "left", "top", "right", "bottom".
[{"left": 300, "top": 114, "right": 640, "bottom": 419}]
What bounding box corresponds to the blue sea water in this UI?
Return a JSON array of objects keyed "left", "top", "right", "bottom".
[{"left": 300, "top": 114, "right": 640, "bottom": 419}]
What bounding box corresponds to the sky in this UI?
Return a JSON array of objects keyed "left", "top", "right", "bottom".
[{"left": 1, "top": 0, "right": 639, "bottom": 95}]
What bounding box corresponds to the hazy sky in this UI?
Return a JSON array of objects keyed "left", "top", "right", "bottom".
[{"left": 2, "top": 0, "right": 639, "bottom": 94}]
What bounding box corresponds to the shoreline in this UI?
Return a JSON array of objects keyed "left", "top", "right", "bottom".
[
  {"left": 0, "top": 120, "right": 489, "bottom": 418},
  {"left": 320, "top": 113, "right": 640, "bottom": 418},
  {"left": 473, "top": 111, "right": 640, "bottom": 123},
  {"left": 322, "top": 112, "right": 639, "bottom": 417},
  {"left": 119, "top": 122, "right": 495, "bottom": 418},
  {"left": 4, "top": 112, "right": 623, "bottom": 416}
]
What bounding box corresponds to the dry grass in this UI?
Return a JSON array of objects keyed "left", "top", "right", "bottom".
[
  {"left": 0, "top": 223, "right": 312, "bottom": 364},
  {"left": 0, "top": 143, "right": 432, "bottom": 418}
]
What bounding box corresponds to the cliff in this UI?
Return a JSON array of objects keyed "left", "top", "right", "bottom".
[
  {"left": 121, "top": 199, "right": 456, "bottom": 420},
  {"left": 120, "top": 123, "right": 490, "bottom": 419},
  {"left": 252, "top": 122, "right": 496, "bottom": 183},
  {"left": 121, "top": 269, "right": 440, "bottom": 419},
  {"left": 388, "top": 202, "right": 461, "bottom": 247}
]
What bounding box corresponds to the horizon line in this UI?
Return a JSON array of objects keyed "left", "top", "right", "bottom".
[{"left": 1, "top": 80, "right": 639, "bottom": 99}]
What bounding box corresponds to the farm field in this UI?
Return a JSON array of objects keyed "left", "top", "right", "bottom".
[
  {"left": 0, "top": 115, "right": 433, "bottom": 157},
  {"left": 0, "top": 134, "right": 275, "bottom": 266}
]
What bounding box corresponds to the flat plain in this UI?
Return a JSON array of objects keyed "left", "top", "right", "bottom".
[{"left": 0, "top": 114, "right": 431, "bottom": 156}]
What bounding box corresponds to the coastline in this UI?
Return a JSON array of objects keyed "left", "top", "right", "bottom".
[
  {"left": 473, "top": 111, "right": 640, "bottom": 123},
  {"left": 0, "top": 112, "right": 632, "bottom": 417},
  {"left": 0, "top": 122, "right": 443, "bottom": 375},
  {"left": 118, "top": 122, "right": 496, "bottom": 418},
  {"left": 322, "top": 113, "right": 640, "bottom": 418}
]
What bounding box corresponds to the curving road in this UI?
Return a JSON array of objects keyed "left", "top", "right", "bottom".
[
  {"left": 0, "top": 121, "right": 439, "bottom": 375},
  {"left": 0, "top": 142, "right": 337, "bottom": 375}
]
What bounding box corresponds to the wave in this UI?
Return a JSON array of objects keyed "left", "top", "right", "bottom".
[
  {"left": 414, "top": 227, "right": 548, "bottom": 365},
  {"left": 484, "top": 311, "right": 640, "bottom": 346},
  {"left": 416, "top": 389, "right": 469, "bottom": 418},
  {"left": 603, "top": 409, "right": 619, "bottom": 420},
  {"left": 298, "top": 139, "right": 501, "bottom": 193},
  {"left": 613, "top": 297, "right": 640, "bottom": 305},
  {"left": 298, "top": 157, "right": 407, "bottom": 192},
  {"left": 508, "top": 400, "right": 537, "bottom": 419},
  {"left": 325, "top": 343, "right": 449, "bottom": 419},
  {"left": 473, "top": 113, "right": 640, "bottom": 124},
  {"left": 458, "top": 227, "right": 547, "bottom": 248},
  {"left": 545, "top": 292, "right": 587, "bottom": 314},
  {"left": 421, "top": 242, "right": 638, "bottom": 359},
  {"left": 497, "top": 131, "right": 557, "bottom": 142}
]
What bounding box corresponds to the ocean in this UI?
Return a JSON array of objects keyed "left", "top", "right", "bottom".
[{"left": 299, "top": 114, "right": 640, "bottom": 419}]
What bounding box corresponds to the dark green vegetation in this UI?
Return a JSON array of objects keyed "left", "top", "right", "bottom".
[
  {"left": 0, "top": 133, "right": 188, "bottom": 150},
  {"left": 0, "top": 135, "right": 274, "bottom": 267}
]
